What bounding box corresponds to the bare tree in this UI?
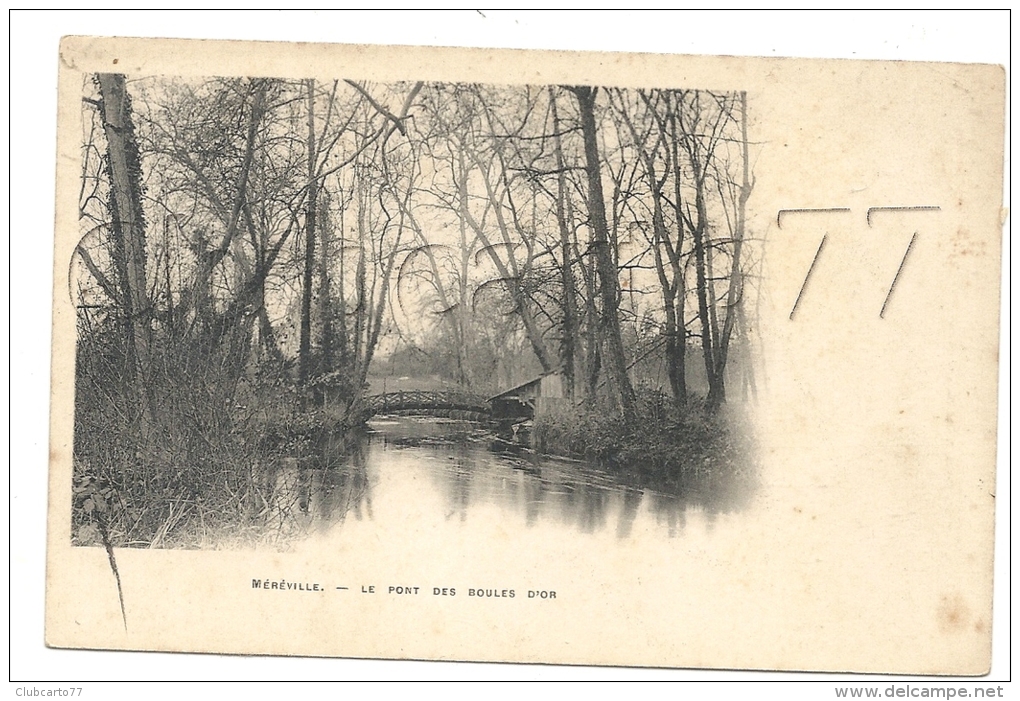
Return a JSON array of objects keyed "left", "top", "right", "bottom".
[
  {"left": 569, "top": 85, "right": 636, "bottom": 414},
  {"left": 95, "top": 73, "right": 154, "bottom": 430}
]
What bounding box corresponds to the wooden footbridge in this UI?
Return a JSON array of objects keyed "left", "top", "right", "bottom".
[{"left": 360, "top": 390, "right": 491, "bottom": 420}]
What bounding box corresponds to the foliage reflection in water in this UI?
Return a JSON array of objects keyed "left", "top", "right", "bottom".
[{"left": 266, "top": 416, "right": 757, "bottom": 547}]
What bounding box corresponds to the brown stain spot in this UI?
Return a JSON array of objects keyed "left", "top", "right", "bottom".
[
  {"left": 895, "top": 443, "right": 918, "bottom": 462},
  {"left": 948, "top": 228, "right": 990, "bottom": 260},
  {"left": 113, "top": 58, "right": 119, "bottom": 65},
  {"left": 793, "top": 506, "right": 802, "bottom": 514},
  {"left": 974, "top": 619, "right": 986, "bottom": 634},
  {"left": 936, "top": 593, "right": 970, "bottom": 634}
]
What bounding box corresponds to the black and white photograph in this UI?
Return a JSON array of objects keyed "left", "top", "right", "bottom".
[{"left": 70, "top": 72, "right": 760, "bottom": 557}]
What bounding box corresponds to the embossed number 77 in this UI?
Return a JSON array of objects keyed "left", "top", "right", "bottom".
[{"left": 779, "top": 206, "right": 939, "bottom": 319}]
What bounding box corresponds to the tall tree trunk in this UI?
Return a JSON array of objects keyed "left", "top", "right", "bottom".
[
  {"left": 684, "top": 104, "right": 720, "bottom": 408},
  {"left": 572, "top": 85, "right": 635, "bottom": 414},
  {"left": 621, "top": 91, "right": 687, "bottom": 408},
  {"left": 455, "top": 196, "right": 472, "bottom": 387},
  {"left": 317, "top": 194, "right": 334, "bottom": 372},
  {"left": 691, "top": 198, "right": 720, "bottom": 408},
  {"left": 357, "top": 236, "right": 401, "bottom": 392},
  {"left": 666, "top": 97, "right": 689, "bottom": 408},
  {"left": 705, "top": 228, "right": 721, "bottom": 356},
  {"left": 550, "top": 88, "right": 577, "bottom": 398},
  {"left": 257, "top": 304, "right": 284, "bottom": 364},
  {"left": 298, "top": 79, "right": 318, "bottom": 388},
  {"left": 353, "top": 179, "right": 367, "bottom": 374},
  {"left": 336, "top": 190, "right": 350, "bottom": 374},
  {"left": 96, "top": 73, "right": 152, "bottom": 430},
  {"left": 712, "top": 91, "right": 753, "bottom": 407},
  {"left": 645, "top": 197, "right": 683, "bottom": 407},
  {"left": 571, "top": 232, "right": 601, "bottom": 402}
]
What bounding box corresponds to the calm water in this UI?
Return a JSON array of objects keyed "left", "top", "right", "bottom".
[{"left": 265, "top": 416, "right": 756, "bottom": 545}]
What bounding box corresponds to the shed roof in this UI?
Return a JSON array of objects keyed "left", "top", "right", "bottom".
[{"left": 487, "top": 370, "right": 561, "bottom": 402}]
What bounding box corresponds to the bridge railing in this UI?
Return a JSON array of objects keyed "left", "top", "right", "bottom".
[{"left": 363, "top": 390, "right": 490, "bottom": 416}]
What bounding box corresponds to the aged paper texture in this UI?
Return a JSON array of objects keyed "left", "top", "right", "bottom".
[{"left": 46, "top": 35, "right": 1005, "bottom": 674}]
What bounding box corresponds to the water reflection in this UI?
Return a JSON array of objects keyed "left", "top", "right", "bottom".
[
  {"left": 266, "top": 430, "right": 374, "bottom": 538},
  {"left": 266, "top": 416, "right": 756, "bottom": 545}
]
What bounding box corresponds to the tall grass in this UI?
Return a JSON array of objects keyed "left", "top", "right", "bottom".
[
  {"left": 71, "top": 318, "right": 310, "bottom": 549},
  {"left": 532, "top": 387, "right": 757, "bottom": 496}
]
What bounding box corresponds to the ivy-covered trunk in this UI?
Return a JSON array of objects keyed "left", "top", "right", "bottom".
[{"left": 97, "top": 73, "right": 152, "bottom": 433}]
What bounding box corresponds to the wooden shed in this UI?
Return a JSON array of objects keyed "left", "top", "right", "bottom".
[{"left": 487, "top": 371, "right": 565, "bottom": 419}]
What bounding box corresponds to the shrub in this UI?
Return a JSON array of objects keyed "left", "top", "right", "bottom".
[
  {"left": 532, "top": 388, "right": 755, "bottom": 490},
  {"left": 71, "top": 321, "right": 303, "bottom": 549}
]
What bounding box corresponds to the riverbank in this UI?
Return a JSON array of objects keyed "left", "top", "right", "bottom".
[
  {"left": 72, "top": 380, "right": 755, "bottom": 550},
  {"left": 531, "top": 393, "right": 757, "bottom": 493}
]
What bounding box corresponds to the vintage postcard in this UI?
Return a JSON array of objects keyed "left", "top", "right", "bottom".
[{"left": 46, "top": 35, "right": 1005, "bottom": 674}]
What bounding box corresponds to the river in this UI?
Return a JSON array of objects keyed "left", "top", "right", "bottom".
[{"left": 264, "top": 415, "right": 757, "bottom": 547}]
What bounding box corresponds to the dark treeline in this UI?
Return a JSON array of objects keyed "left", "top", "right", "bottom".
[{"left": 72, "top": 74, "right": 759, "bottom": 547}]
